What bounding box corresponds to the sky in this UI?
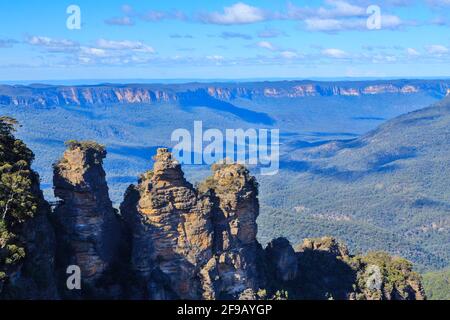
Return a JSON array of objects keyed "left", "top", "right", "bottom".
[{"left": 1, "top": 0, "right": 450, "bottom": 81}]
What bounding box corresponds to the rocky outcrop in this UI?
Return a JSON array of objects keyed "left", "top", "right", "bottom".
[
  {"left": 352, "top": 251, "right": 426, "bottom": 300},
  {"left": 267, "top": 236, "right": 426, "bottom": 300},
  {"left": 198, "top": 162, "right": 263, "bottom": 300},
  {"left": 121, "top": 148, "right": 214, "bottom": 299},
  {"left": 52, "top": 141, "right": 125, "bottom": 299},
  {"left": 121, "top": 152, "right": 264, "bottom": 300}
]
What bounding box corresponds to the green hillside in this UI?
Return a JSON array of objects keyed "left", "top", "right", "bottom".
[
  {"left": 258, "top": 97, "right": 450, "bottom": 272},
  {"left": 423, "top": 268, "right": 450, "bottom": 300}
]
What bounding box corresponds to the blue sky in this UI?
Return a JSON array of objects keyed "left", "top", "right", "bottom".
[{"left": 1, "top": 0, "right": 450, "bottom": 81}]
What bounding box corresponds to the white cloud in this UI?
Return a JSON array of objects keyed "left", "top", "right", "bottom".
[
  {"left": 322, "top": 48, "right": 348, "bottom": 58},
  {"left": 200, "top": 2, "right": 267, "bottom": 25},
  {"left": 219, "top": 31, "right": 253, "bottom": 40},
  {"left": 287, "top": 0, "right": 366, "bottom": 20},
  {"left": 258, "top": 28, "right": 285, "bottom": 38},
  {"left": 206, "top": 55, "right": 224, "bottom": 61},
  {"left": 406, "top": 48, "right": 420, "bottom": 57},
  {"left": 304, "top": 14, "right": 404, "bottom": 32},
  {"left": 280, "top": 51, "right": 299, "bottom": 59},
  {"left": 317, "top": 0, "right": 366, "bottom": 18},
  {"left": 105, "top": 16, "right": 135, "bottom": 26},
  {"left": 305, "top": 18, "right": 358, "bottom": 31},
  {"left": 96, "top": 39, "right": 155, "bottom": 53},
  {"left": 27, "top": 36, "right": 78, "bottom": 49},
  {"left": 426, "top": 44, "right": 449, "bottom": 55},
  {"left": 80, "top": 47, "right": 107, "bottom": 57},
  {"left": 257, "top": 41, "right": 276, "bottom": 50},
  {"left": 381, "top": 14, "right": 404, "bottom": 28},
  {"left": 289, "top": 1, "right": 407, "bottom": 32}
]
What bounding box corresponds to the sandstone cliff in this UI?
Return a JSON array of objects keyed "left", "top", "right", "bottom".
[
  {"left": 1, "top": 80, "right": 449, "bottom": 107},
  {"left": 198, "top": 162, "right": 264, "bottom": 300},
  {"left": 121, "top": 148, "right": 214, "bottom": 299},
  {"left": 52, "top": 141, "right": 125, "bottom": 299}
]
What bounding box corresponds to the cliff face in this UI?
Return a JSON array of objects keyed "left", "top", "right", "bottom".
[
  {"left": 52, "top": 141, "right": 125, "bottom": 299},
  {"left": 1, "top": 80, "right": 449, "bottom": 107}
]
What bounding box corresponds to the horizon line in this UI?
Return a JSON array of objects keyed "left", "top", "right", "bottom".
[{"left": 2, "top": 76, "right": 450, "bottom": 86}]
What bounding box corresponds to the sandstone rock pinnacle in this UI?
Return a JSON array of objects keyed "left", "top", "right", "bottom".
[{"left": 53, "top": 141, "right": 124, "bottom": 298}]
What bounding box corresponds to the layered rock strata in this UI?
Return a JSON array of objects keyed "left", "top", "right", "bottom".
[
  {"left": 121, "top": 148, "right": 214, "bottom": 299},
  {"left": 52, "top": 141, "right": 124, "bottom": 298}
]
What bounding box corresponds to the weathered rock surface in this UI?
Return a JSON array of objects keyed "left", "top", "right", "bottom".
[
  {"left": 198, "top": 162, "right": 264, "bottom": 300},
  {"left": 265, "top": 238, "right": 298, "bottom": 283},
  {"left": 52, "top": 141, "right": 125, "bottom": 298},
  {"left": 121, "top": 148, "right": 214, "bottom": 299}
]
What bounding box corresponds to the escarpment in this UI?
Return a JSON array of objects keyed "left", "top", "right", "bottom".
[
  {"left": 52, "top": 141, "right": 126, "bottom": 299},
  {"left": 0, "top": 130, "right": 427, "bottom": 300},
  {"left": 1, "top": 80, "right": 450, "bottom": 107}
]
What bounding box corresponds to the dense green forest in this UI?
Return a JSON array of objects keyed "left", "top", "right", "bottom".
[{"left": 422, "top": 268, "right": 450, "bottom": 300}]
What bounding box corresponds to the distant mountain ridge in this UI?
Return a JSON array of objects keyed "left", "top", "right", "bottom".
[{"left": 1, "top": 79, "right": 449, "bottom": 107}]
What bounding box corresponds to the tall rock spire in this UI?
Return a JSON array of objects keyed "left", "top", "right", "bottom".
[
  {"left": 121, "top": 148, "right": 214, "bottom": 299},
  {"left": 198, "top": 162, "right": 263, "bottom": 300},
  {"left": 53, "top": 141, "right": 124, "bottom": 299}
]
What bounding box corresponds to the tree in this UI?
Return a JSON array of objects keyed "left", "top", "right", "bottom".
[{"left": 0, "top": 117, "right": 39, "bottom": 284}]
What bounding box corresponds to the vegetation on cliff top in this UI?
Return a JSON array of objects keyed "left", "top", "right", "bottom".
[{"left": 65, "top": 140, "right": 106, "bottom": 153}]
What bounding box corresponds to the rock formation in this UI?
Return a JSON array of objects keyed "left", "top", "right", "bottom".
[
  {"left": 266, "top": 236, "right": 426, "bottom": 300},
  {"left": 52, "top": 141, "right": 125, "bottom": 299},
  {"left": 0, "top": 133, "right": 427, "bottom": 300},
  {"left": 120, "top": 151, "right": 265, "bottom": 300},
  {"left": 198, "top": 162, "right": 264, "bottom": 300},
  {"left": 121, "top": 148, "right": 214, "bottom": 299}
]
